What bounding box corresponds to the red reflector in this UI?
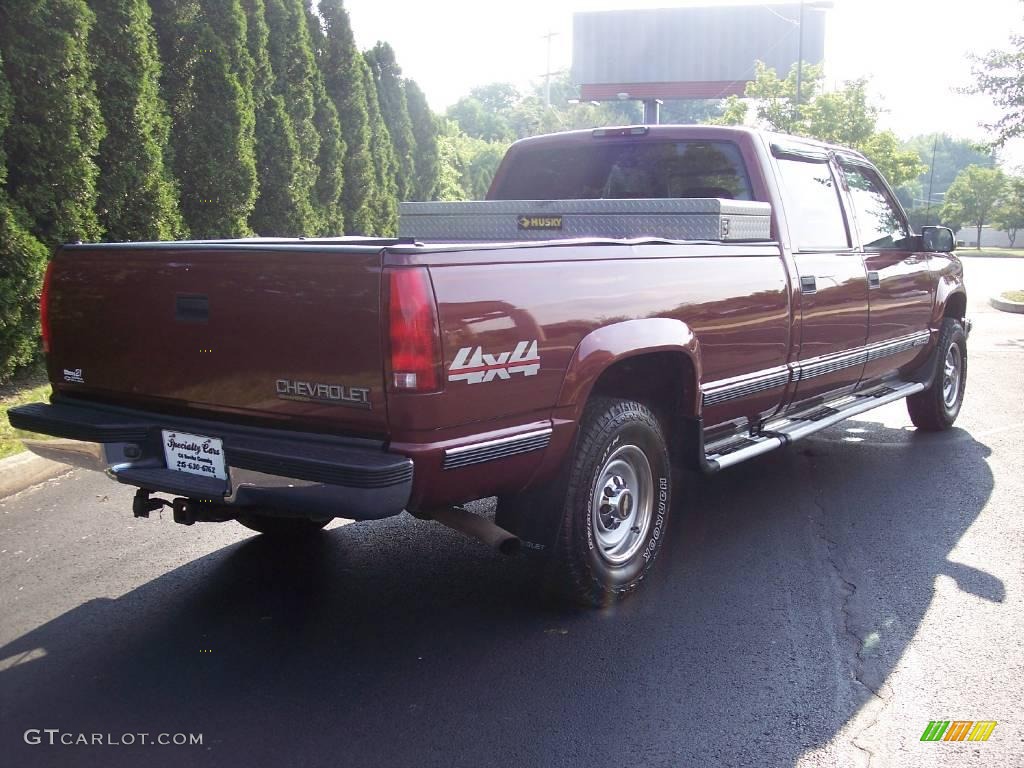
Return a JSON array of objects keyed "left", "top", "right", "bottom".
[
  {"left": 388, "top": 268, "right": 441, "bottom": 392},
  {"left": 40, "top": 260, "right": 55, "bottom": 355}
]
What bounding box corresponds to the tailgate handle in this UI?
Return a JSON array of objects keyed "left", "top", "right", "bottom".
[{"left": 175, "top": 294, "right": 209, "bottom": 323}]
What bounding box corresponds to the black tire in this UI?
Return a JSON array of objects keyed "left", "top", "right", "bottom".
[
  {"left": 236, "top": 512, "right": 331, "bottom": 536},
  {"left": 907, "top": 318, "right": 967, "bottom": 431},
  {"left": 547, "top": 397, "right": 673, "bottom": 607}
]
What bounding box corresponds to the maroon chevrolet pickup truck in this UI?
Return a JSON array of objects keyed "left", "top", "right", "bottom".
[{"left": 9, "top": 126, "right": 970, "bottom": 606}]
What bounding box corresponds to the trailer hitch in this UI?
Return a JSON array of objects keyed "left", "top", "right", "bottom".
[{"left": 132, "top": 488, "right": 170, "bottom": 519}]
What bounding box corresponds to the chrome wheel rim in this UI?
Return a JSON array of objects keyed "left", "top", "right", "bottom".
[
  {"left": 942, "top": 344, "right": 962, "bottom": 409},
  {"left": 591, "top": 444, "right": 653, "bottom": 565}
]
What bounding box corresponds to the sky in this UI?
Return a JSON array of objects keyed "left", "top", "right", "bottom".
[{"left": 343, "top": 0, "right": 1024, "bottom": 164}]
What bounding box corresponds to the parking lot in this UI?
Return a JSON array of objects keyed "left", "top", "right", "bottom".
[{"left": 1, "top": 257, "right": 1021, "bottom": 767}]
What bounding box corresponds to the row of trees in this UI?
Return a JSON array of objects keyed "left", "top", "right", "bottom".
[
  {"left": 940, "top": 167, "right": 1024, "bottom": 247},
  {"left": 4, "top": 7, "right": 1023, "bottom": 381},
  {"left": 0, "top": 0, "right": 442, "bottom": 380}
]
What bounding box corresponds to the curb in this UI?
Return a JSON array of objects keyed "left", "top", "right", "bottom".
[
  {"left": 989, "top": 295, "right": 1024, "bottom": 314},
  {"left": 0, "top": 451, "right": 71, "bottom": 499}
]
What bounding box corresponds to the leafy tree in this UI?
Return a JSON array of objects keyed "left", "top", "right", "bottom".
[
  {"left": 0, "top": 0, "right": 105, "bottom": 246},
  {"left": 404, "top": 79, "right": 440, "bottom": 201},
  {"left": 151, "top": 0, "right": 258, "bottom": 238},
  {"left": 263, "top": 0, "right": 320, "bottom": 232},
  {"left": 903, "top": 135, "right": 995, "bottom": 195},
  {"left": 242, "top": 0, "right": 310, "bottom": 236},
  {"left": 941, "top": 165, "right": 1007, "bottom": 249},
  {"left": 741, "top": 61, "right": 924, "bottom": 188},
  {"left": 360, "top": 58, "right": 398, "bottom": 234},
  {"left": 968, "top": 29, "right": 1024, "bottom": 146},
  {"left": 0, "top": 51, "right": 50, "bottom": 381},
  {"left": 91, "top": 0, "right": 185, "bottom": 241},
  {"left": 858, "top": 130, "right": 929, "bottom": 192},
  {"left": 744, "top": 60, "right": 824, "bottom": 134},
  {"left": 446, "top": 95, "right": 515, "bottom": 143},
  {"left": 317, "top": 0, "right": 375, "bottom": 233},
  {"left": 713, "top": 95, "right": 748, "bottom": 126},
  {"left": 993, "top": 176, "right": 1024, "bottom": 246},
  {"left": 436, "top": 120, "right": 508, "bottom": 201},
  {"left": 365, "top": 42, "right": 417, "bottom": 201}
]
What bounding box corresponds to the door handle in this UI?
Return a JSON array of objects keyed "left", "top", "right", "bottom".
[
  {"left": 800, "top": 275, "right": 816, "bottom": 294},
  {"left": 868, "top": 271, "right": 880, "bottom": 289}
]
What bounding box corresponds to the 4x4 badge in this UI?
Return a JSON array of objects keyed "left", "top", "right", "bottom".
[{"left": 448, "top": 340, "right": 540, "bottom": 384}]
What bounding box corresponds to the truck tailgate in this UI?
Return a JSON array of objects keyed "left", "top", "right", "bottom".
[{"left": 46, "top": 244, "right": 389, "bottom": 437}]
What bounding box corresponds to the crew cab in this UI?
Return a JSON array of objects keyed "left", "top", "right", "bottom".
[{"left": 8, "top": 126, "right": 970, "bottom": 606}]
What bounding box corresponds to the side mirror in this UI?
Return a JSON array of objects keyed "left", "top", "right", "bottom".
[{"left": 922, "top": 226, "right": 956, "bottom": 253}]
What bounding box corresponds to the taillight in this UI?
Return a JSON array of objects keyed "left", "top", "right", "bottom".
[
  {"left": 387, "top": 267, "right": 442, "bottom": 393},
  {"left": 40, "top": 260, "right": 54, "bottom": 355}
]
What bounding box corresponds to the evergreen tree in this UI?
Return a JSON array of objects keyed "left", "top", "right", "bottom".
[
  {"left": 317, "top": 0, "right": 375, "bottom": 233},
  {"left": 404, "top": 78, "right": 440, "bottom": 201},
  {"left": 90, "top": 0, "right": 185, "bottom": 241},
  {"left": 0, "top": 0, "right": 105, "bottom": 246},
  {"left": 360, "top": 59, "right": 398, "bottom": 235},
  {"left": 311, "top": 75, "right": 347, "bottom": 235},
  {"left": 263, "top": 0, "right": 320, "bottom": 232},
  {"left": 306, "top": 8, "right": 346, "bottom": 234},
  {"left": 242, "top": 0, "right": 311, "bottom": 235},
  {"left": 364, "top": 42, "right": 416, "bottom": 202},
  {"left": 0, "top": 50, "right": 50, "bottom": 380},
  {"left": 150, "top": 0, "right": 258, "bottom": 238}
]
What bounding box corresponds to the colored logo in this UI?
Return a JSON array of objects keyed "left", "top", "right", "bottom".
[
  {"left": 448, "top": 340, "right": 540, "bottom": 384},
  {"left": 920, "top": 721, "right": 997, "bottom": 742}
]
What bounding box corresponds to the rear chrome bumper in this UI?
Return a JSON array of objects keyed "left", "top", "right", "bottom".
[{"left": 9, "top": 400, "right": 413, "bottom": 521}]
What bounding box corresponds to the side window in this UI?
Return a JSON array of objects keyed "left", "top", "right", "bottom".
[
  {"left": 840, "top": 163, "right": 911, "bottom": 249},
  {"left": 775, "top": 158, "right": 850, "bottom": 251}
]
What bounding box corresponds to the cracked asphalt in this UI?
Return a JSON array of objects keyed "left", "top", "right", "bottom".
[{"left": 0, "top": 257, "right": 1021, "bottom": 768}]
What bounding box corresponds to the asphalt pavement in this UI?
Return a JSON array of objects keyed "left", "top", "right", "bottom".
[{"left": 0, "top": 257, "right": 1021, "bottom": 768}]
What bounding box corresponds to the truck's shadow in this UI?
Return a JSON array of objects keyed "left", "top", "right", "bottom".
[{"left": 0, "top": 419, "right": 998, "bottom": 767}]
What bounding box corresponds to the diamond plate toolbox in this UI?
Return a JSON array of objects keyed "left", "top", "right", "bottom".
[{"left": 398, "top": 198, "right": 772, "bottom": 243}]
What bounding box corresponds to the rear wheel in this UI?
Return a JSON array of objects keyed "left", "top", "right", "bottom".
[
  {"left": 907, "top": 318, "right": 967, "bottom": 431},
  {"left": 547, "top": 397, "right": 673, "bottom": 607},
  {"left": 236, "top": 512, "right": 331, "bottom": 537}
]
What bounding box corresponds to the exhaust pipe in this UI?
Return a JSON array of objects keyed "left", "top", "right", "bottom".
[{"left": 430, "top": 506, "right": 520, "bottom": 555}]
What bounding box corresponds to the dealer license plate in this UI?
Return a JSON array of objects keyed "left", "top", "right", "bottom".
[{"left": 161, "top": 430, "right": 227, "bottom": 481}]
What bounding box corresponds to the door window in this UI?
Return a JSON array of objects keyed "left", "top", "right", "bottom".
[
  {"left": 840, "top": 163, "right": 912, "bottom": 249},
  {"left": 775, "top": 158, "right": 850, "bottom": 251}
]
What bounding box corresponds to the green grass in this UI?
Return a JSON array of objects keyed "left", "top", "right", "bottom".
[
  {"left": 1001, "top": 290, "right": 1024, "bottom": 303},
  {"left": 959, "top": 247, "right": 1024, "bottom": 258},
  {"left": 0, "top": 370, "right": 51, "bottom": 460}
]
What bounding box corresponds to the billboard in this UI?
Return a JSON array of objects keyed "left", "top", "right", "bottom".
[{"left": 573, "top": 4, "right": 827, "bottom": 101}]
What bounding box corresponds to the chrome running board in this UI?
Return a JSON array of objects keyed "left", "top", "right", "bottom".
[{"left": 704, "top": 381, "right": 925, "bottom": 472}]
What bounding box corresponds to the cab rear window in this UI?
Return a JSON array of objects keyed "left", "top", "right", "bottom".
[{"left": 489, "top": 140, "right": 754, "bottom": 201}]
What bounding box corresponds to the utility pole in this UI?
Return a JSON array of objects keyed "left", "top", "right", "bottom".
[
  {"left": 925, "top": 134, "right": 939, "bottom": 225},
  {"left": 542, "top": 30, "right": 559, "bottom": 107}
]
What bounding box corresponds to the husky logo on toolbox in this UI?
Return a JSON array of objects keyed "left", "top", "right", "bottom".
[{"left": 448, "top": 340, "right": 540, "bottom": 384}]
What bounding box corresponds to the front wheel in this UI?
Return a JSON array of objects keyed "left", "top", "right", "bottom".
[
  {"left": 907, "top": 318, "right": 967, "bottom": 431},
  {"left": 548, "top": 398, "right": 673, "bottom": 607}
]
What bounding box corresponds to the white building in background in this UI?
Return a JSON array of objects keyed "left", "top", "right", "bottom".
[{"left": 954, "top": 225, "right": 1016, "bottom": 248}]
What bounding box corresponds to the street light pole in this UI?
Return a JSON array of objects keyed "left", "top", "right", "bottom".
[{"left": 542, "top": 30, "right": 559, "bottom": 107}]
